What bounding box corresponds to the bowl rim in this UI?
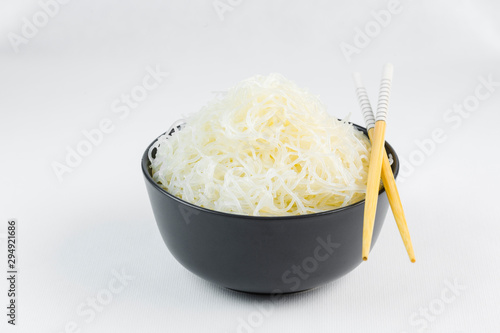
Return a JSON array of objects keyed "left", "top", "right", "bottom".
[{"left": 141, "top": 122, "right": 400, "bottom": 220}]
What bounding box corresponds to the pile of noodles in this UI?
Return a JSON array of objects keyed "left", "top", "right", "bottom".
[{"left": 149, "top": 74, "right": 372, "bottom": 216}]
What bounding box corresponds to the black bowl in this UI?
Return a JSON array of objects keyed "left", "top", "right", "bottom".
[{"left": 142, "top": 124, "right": 399, "bottom": 294}]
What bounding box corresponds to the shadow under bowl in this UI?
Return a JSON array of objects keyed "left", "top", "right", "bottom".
[{"left": 142, "top": 123, "right": 399, "bottom": 294}]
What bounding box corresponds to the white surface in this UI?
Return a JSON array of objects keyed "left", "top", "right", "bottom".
[{"left": 1, "top": 0, "right": 500, "bottom": 332}]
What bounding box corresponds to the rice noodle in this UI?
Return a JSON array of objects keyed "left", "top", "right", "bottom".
[{"left": 149, "top": 74, "right": 372, "bottom": 216}]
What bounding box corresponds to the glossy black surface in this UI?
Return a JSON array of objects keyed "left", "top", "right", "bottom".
[{"left": 142, "top": 124, "right": 399, "bottom": 294}]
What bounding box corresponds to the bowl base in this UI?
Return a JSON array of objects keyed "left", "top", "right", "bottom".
[{"left": 225, "top": 286, "right": 316, "bottom": 296}]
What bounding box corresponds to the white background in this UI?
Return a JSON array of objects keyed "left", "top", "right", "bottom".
[{"left": 1, "top": 0, "right": 500, "bottom": 332}]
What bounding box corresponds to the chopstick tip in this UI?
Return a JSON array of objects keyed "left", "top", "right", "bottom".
[
  {"left": 352, "top": 72, "right": 363, "bottom": 88},
  {"left": 362, "top": 256, "right": 368, "bottom": 261},
  {"left": 383, "top": 63, "right": 394, "bottom": 79}
]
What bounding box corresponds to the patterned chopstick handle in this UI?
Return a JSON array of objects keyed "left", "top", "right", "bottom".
[
  {"left": 353, "top": 73, "right": 376, "bottom": 131},
  {"left": 376, "top": 64, "right": 393, "bottom": 122}
]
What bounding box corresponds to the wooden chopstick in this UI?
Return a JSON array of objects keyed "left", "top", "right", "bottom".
[
  {"left": 359, "top": 64, "right": 393, "bottom": 261},
  {"left": 353, "top": 71, "right": 416, "bottom": 263}
]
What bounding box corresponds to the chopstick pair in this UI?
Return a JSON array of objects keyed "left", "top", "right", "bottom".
[{"left": 352, "top": 64, "right": 415, "bottom": 263}]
